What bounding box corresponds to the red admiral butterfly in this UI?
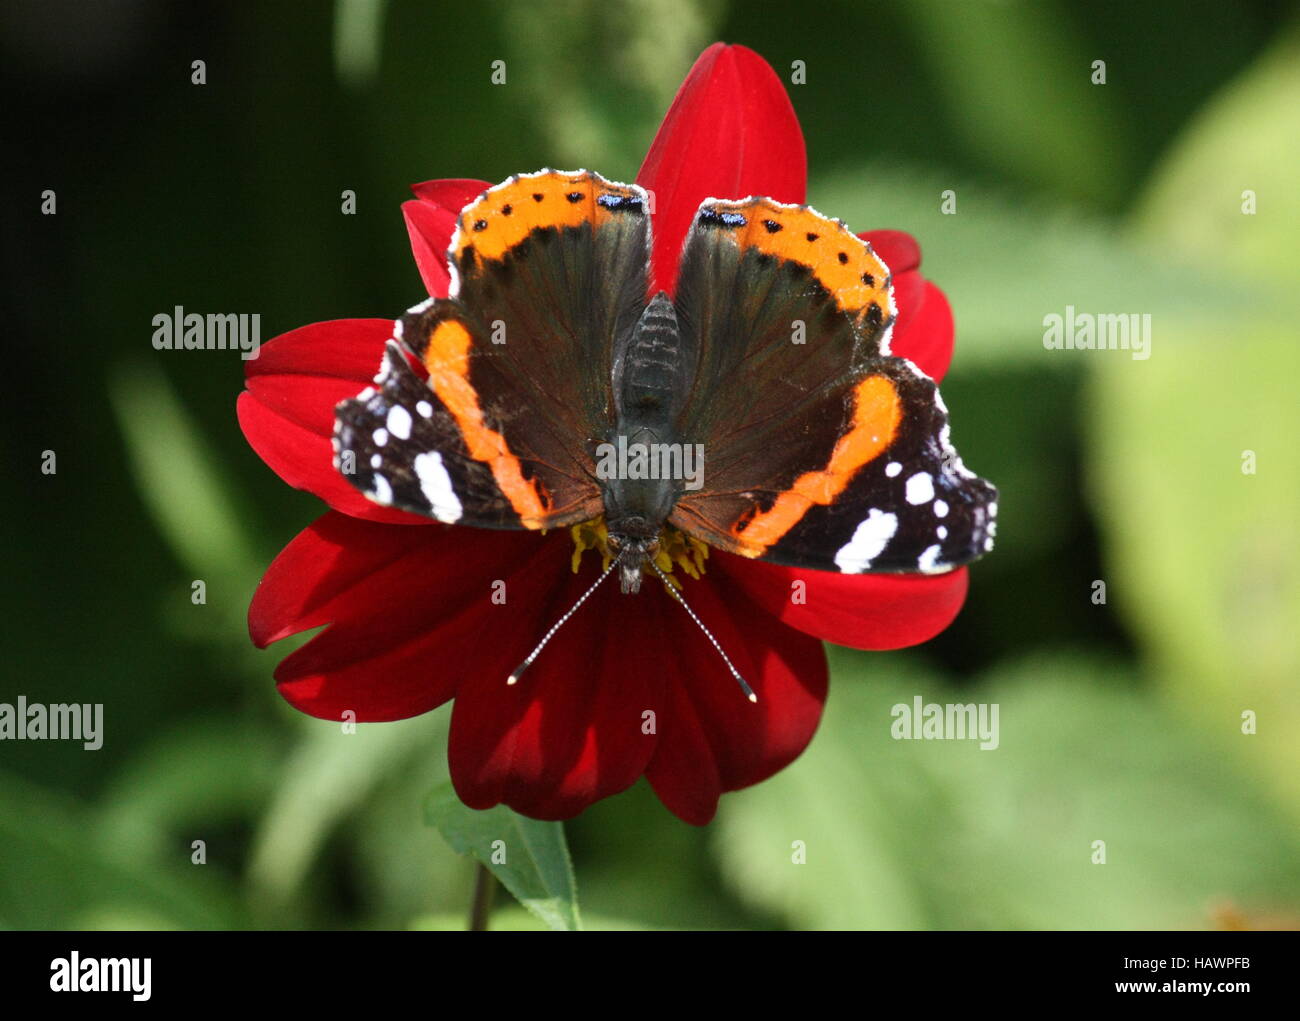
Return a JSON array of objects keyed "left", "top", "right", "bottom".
[{"left": 334, "top": 169, "right": 996, "bottom": 676}]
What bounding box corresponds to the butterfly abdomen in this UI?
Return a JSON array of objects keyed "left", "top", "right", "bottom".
[{"left": 614, "top": 292, "right": 695, "bottom": 426}]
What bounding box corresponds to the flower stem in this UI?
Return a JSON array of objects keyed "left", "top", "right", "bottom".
[{"left": 468, "top": 862, "right": 496, "bottom": 931}]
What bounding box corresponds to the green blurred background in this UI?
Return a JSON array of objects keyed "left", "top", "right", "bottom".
[{"left": 3, "top": 0, "right": 1298, "bottom": 930}]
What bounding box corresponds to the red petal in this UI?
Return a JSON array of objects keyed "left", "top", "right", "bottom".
[
  {"left": 637, "top": 43, "right": 806, "bottom": 295},
  {"left": 410, "top": 178, "right": 490, "bottom": 209},
  {"left": 402, "top": 200, "right": 458, "bottom": 297},
  {"left": 643, "top": 568, "right": 827, "bottom": 824},
  {"left": 253, "top": 512, "right": 551, "bottom": 721},
  {"left": 857, "top": 230, "right": 954, "bottom": 383},
  {"left": 403, "top": 179, "right": 490, "bottom": 297},
  {"left": 447, "top": 547, "right": 667, "bottom": 820},
  {"left": 889, "top": 275, "right": 955, "bottom": 383},
  {"left": 256, "top": 514, "right": 829, "bottom": 822},
  {"left": 714, "top": 553, "right": 969, "bottom": 652},
  {"left": 238, "top": 319, "right": 429, "bottom": 524},
  {"left": 859, "top": 229, "right": 921, "bottom": 275},
  {"left": 449, "top": 555, "right": 826, "bottom": 824}
]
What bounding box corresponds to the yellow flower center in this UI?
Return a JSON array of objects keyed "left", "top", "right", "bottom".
[{"left": 569, "top": 518, "right": 709, "bottom": 589}]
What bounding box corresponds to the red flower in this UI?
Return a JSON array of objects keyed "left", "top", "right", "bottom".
[{"left": 239, "top": 43, "right": 967, "bottom": 825}]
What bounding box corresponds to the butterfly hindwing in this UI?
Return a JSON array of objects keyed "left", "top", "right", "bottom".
[
  {"left": 673, "top": 356, "right": 997, "bottom": 572},
  {"left": 334, "top": 341, "right": 522, "bottom": 525}
]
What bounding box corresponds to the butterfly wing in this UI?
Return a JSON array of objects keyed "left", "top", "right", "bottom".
[
  {"left": 668, "top": 198, "right": 997, "bottom": 573},
  {"left": 335, "top": 169, "right": 650, "bottom": 529}
]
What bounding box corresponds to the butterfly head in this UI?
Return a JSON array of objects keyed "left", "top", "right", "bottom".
[{"left": 606, "top": 518, "right": 659, "bottom": 594}]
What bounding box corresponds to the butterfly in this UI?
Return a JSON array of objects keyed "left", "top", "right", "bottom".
[{"left": 334, "top": 169, "right": 997, "bottom": 608}]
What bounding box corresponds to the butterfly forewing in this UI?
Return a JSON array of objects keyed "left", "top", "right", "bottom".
[{"left": 335, "top": 170, "right": 652, "bottom": 529}]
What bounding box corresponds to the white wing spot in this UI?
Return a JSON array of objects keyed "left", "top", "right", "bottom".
[
  {"left": 369, "top": 453, "right": 382, "bottom": 469},
  {"left": 918, "top": 544, "right": 943, "bottom": 573},
  {"left": 934, "top": 499, "right": 949, "bottom": 518},
  {"left": 834, "top": 510, "right": 898, "bottom": 572},
  {"left": 415, "top": 451, "right": 463, "bottom": 523},
  {"left": 370, "top": 474, "right": 393, "bottom": 505},
  {"left": 937, "top": 525, "right": 948, "bottom": 540},
  {"left": 905, "top": 472, "right": 935, "bottom": 505},
  {"left": 373, "top": 427, "right": 388, "bottom": 447},
  {"left": 416, "top": 400, "right": 434, "bottom": 418},
  {"left": 885, "top": 461, "right": 902, "bottom": 478},
  {"left": 387, "top": 405, "right": 413, "bottom": 441}
]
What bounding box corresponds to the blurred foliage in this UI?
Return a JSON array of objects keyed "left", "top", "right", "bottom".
[
  {"left": 1, "top": 0, "right": 1297, "bottom": 930},
  {"left": 714, "top": 649, "right": 1300, "bottom": 930},
  {"left": 1092, "top": 24, "right": 1300, "bottom": 824}
]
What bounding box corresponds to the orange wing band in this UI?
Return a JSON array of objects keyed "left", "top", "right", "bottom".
[
  {"left": 731, "top": 374, "right": 903, "bottom": 554},
  {"left": 452, "top": 170, "right": 644, "bottom": 264},
  {"left": 422, "top": 318, "right": 551, "bottom": 528},
  {"left": 702, "top": 198, "right": 895, "bottom": 329}
]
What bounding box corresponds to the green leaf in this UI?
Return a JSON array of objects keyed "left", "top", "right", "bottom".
[
  {"left": 409, "top": 908, "right": 659, "bottom": 931},
  {"left": 425, "top": 782, "right": 581, "bottom": 931}
]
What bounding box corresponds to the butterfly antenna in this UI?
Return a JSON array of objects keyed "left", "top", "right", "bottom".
[
  {"left": 647, "top": 559, "right": 757, "bottom": 703},
  {"left": 508, "top": 552, "right": 624, "bottom": 686}
]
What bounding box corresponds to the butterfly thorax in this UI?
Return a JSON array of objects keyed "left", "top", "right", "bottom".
[{"left": 603, "top": 292, "right": 697, "bottom": 593}]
